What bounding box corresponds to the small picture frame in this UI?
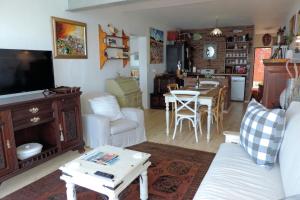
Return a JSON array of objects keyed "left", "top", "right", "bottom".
[{"left": 52, "top": 17, "right": 87, "bottom": 59}]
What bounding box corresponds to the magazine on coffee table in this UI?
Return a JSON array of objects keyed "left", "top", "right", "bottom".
[{"left": 82, "top": 151, "right": 119, "bottom": 165}]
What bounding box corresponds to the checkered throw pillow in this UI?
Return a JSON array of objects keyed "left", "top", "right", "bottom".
[{"left": 240, "top": 99, "right": 286, "bottom": 167}]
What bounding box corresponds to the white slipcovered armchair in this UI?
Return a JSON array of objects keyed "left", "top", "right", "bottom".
[{"left": 82, "top": 107, "right": 146, "bottom": 148}]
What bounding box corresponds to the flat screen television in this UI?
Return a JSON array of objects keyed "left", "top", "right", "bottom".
[{"left": 0, "top": 49, "right": 55, "bottom": 96}]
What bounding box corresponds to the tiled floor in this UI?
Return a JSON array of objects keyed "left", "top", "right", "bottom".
[{"left": 0, "top": 102, "right": 246, "bottom": 198}]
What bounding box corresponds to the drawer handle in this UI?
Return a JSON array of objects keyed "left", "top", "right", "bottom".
[
  {"left": 30, "top": 117, "right": 40, "bottom": 123},
  {"left": 29, "top": 107, "right": 39, "bottom": 114}
]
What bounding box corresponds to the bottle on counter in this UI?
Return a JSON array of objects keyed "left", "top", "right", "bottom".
[
  {"left": 176, "top": 61, "right": 181, "bottom": 77},
  {"left": 196, "top": 75, "right": 200, "bottom": 89}
]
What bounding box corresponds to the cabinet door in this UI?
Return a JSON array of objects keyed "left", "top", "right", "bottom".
[
  {"left": 0, "top": 111, "right": 17, "bottom": 178},
  {"left": 59, "top": 97, "right": 82, "bottom": 150}
]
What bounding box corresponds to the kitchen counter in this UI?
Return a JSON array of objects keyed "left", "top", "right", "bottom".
[
  {"left": 213, "top": 73, "right": 247, "bottom": 77},
  {"left": 186, "top": 72, "right": 247, "bottom": 77}
]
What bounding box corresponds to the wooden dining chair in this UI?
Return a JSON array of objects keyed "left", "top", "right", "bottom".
[
  {"left": 171, "top": 90, "right": 203, "bottom": 143},
  {"left": 167, "top": 83, "right": 179, "bottom": 128},
  {"left": 199, "top": 86, "right": 227, "bottom": 134}
]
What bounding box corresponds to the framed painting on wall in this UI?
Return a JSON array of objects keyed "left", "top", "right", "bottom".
[
  {"left": 150, "top": 28, "right": 164, "bottom": 64},
  {"left": 52, "top": 17, "right": 87, "bottom": 58}
]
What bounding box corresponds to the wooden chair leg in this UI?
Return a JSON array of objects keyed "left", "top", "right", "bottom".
[
  {"left": 198, "top": 116, "right": 203, "bottom": 136},
  {"left": 214, "top": 112, "right": 219, "bottom": 134},
  {"left": 220, "top": 114, "right": 224, "bottom": 133},
  {"left": 188, "top": 121, "right": 192, "bottom": 131},
  {"left": 170, "top": 111, "right": 174, "bottom": 128}
]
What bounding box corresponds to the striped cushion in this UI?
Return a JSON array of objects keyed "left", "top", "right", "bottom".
[{"left": 240, "top": 99, "right": 286, "bottom": 167}]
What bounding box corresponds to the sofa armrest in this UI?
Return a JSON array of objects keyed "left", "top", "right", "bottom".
[
  {"left": 223, "top": 131, "right": 240, "bottom": 144},
  {"left": 82, "top": 114, "right": 110, "bottom": 148},
  {"left": 121, "top": 108, "right": 144, "bottom": 126}
]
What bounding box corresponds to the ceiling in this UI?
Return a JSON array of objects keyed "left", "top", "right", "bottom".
[{"left": 69, "top": 0, "right": 297, "bottom": 34}]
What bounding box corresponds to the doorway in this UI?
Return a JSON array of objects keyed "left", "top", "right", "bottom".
[
  {"left": 129, "top": 36, "right": 149, "bottom": 108},
  {"left": 252, "top": 47, "right": 272, "bottom": 101}
]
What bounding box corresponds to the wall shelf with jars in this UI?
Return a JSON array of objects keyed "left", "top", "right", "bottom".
[{"left": 224, "top": 34, "right": 251, "bottom": 75}]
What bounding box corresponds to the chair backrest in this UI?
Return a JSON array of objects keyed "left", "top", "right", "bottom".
[
  {"left": 167, "top": 83, "right": 179, "bottom": 92},
  {"left": 217, "top": 86, "right": 228, "bottom": 113},
  {"left": 170, "top": 90, "right": 200, "bottom": 117},
  {"left": 200, "top": 81, "right": 220, "bottom": 87}
]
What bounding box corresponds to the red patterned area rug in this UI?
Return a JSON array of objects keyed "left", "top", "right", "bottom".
[{"left": 3, "top": 142, "right": 215, "bottom": 200}]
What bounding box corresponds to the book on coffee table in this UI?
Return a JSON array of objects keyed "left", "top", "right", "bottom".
[{"left": 83, "top": 151, "right": 119, "bottom": 165}]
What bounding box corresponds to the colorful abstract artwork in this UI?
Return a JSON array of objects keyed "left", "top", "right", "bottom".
[
  {"left": 52, "top": 17, "right": 87, "bottom": 58},
  {"left": 150, "top": 28, "right": 164, "bottom": 64}
]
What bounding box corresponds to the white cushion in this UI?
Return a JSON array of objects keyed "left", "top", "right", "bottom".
[
  {"left": 89, "top": 95, "right": 124, "bottom": 121},
  {"left": 279, "top": 101, "right": 300, "bottom": 196},
  {"left": 110, "top": 119, "right": 138, "bottom": 135},
  {"left": 194, "top": 143, "right": 284, "bottom": 200}
]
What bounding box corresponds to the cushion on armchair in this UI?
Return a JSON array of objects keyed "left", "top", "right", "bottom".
[
  {"left": 110, "top": 119, "right": 138, "bottom": 135},
  {"left": 240, "top": 99, "right": 285, "bottom": 167},
  {"left": 89, "top": 95, "right": 124, "bottom": 121}
]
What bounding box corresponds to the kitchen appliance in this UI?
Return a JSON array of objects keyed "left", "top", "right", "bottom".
[
  {"left": 231, "top": 76, "right": 245, "bottom": 101},
  {"left": 200, "top": 69, "right": 216, "bottom": 76}
]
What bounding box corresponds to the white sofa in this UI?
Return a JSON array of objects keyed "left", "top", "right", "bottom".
[
  {"left": 82, "top": 107, "right": 146, "bottom": 148},
  {"left": 194, "top": 102, "right": 300, "bottom": 200}
]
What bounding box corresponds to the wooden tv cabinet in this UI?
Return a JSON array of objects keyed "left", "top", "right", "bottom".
[{"left": 0, "top": 91, "right": 84, "bottom": 183}]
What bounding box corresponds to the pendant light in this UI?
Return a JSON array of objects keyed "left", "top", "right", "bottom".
[{"left": 210, "top": 17, "right": 223, "bottom": 37}]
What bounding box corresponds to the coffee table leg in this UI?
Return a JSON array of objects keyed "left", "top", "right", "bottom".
[
  {"left": 66, "top": 182, "right": 76, "bottom": 200},
  {"left": 140, "top": 170, "right": 148, "bottom": 200},
  {"left": 108, "top": 194, "right": 119, "bottom": 200}
]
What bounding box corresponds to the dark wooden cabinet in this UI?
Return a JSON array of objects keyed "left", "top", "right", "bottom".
[
  {"left": 262, "top": 60, "right": 300, "bottom": 108},
  {"left": 58, "top": 96, "right": 83, "bottom": 151},
  {"left": 151, "top": 74, "right": 179, "bottom": 109},
  {"left": 0, "top": 111, "right": 17, "bottom": 178},
  {"left": 0, "top": 92, "right": 84, "bottom": 183}
]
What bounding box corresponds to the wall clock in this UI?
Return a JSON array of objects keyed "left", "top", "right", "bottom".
[{"left": 203, "top": 43, "right": 217, "bottom": 60}]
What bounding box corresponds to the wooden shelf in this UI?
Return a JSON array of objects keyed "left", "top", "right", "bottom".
[
  {"left": 225, "top": 63, "right": 248, "bottom": 66},
  {"left": 263, "top": 59, "right": 288, "bottom": 64},
  {"left": 226, "top": 41, "right": 250, "bottom": 44},
  {"left": 98, "top": 25, "right": 129, "bottom": 69},
  {"left": 106, "top": 34, "right": 129, "bottom": 40},
  {"left": 107, "top": 46, "right": 129, "bottom": 51},
  {"left": 108, "top": 57, "right": 129, "bottom": 60},
  {"left": 226, "top": 49, "right": 248, "bottom": 51},
  {"left": 18, "top": 145, "right": 58, "bottom": 170},
  {"left": 226, "top": 56, "right": 248, "bottom": 59}
]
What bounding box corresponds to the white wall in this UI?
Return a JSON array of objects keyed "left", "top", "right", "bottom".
[{"left": 0, "top": 0, "right": 170, "bottom": 113}]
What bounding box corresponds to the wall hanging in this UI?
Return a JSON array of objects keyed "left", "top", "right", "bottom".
[
  {"left": 98, "top": 25, "right": 129, "bottom": 69},
  {"left": 52, "top": 17, "right": 87, "bottom": 59},
  {"left": 150, "top": 28, "right": 164, "bottom": 64}
]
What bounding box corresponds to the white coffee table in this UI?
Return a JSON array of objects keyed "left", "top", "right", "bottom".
[{"left": 59, "top": 145, "right": 151, "bottom": 200}]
